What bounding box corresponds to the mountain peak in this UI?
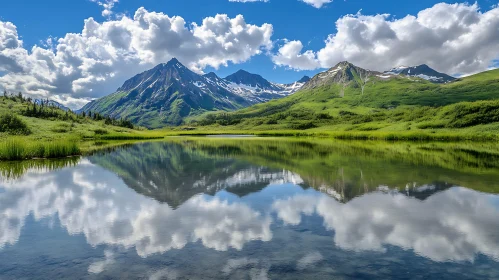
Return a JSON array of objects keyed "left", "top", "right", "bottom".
[
  {"left": 235, "top": 69, "right": 251, "bottom": 75},
  {"left": 163, "top": 57, "right": 184, "bottom": 68},
  {"left": 334, "top": 61, "right": 355, "bottom": 68},
  {"left": 297, "top": 76, "right": 311, "bottom": 83},
  {"left": 225, "top": 69, "right": 272, "bottom": 88},
  {"left": 384, "top": 64, "right": 455, "bottom": 83},
  {"left": 302, "top": 61, "right": 376, "bottom": 90},
  {"left": 167, "top": 57, "right": 180, "bottom": 64},
  {"left": 203, "top": 72, "right": 219, "bottom": 79}
]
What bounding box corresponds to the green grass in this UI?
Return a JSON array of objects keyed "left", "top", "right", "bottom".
[
  {"left": 161, "top": 127, "right": 499, "bottom": 141},
  {"left": 0, "top": 96, "right": 167, "bottom": 141},
  {"left": 0, "top": 139, "right": 81, "bottom": 160}
]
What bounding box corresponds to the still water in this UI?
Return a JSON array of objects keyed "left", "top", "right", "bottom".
[{"left": 1, "top": 138, "right": 499, "bottom": 279}]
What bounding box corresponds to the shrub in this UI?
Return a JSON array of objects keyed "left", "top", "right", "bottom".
[
  {"left": 94, "top": 128, "right": 109, "bottom": 135},
  {"left": 0, "top": 114, "right": 31, "bottom": 135},
  {"left": 417, "top": 122, "right": 446, "bottom": 129},
  {"left": 289, "top": 121, "right": 317, "bottom": 130}
]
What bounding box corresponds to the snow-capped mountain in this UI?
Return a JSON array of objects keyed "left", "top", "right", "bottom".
[
  {"left": 81, "top": 58, "right": 307, "bottom": 127},
  {"left": 302, "top": 61, "right": 379, "bottom": 90},
  {"left": 223, "top": 70, "right": 308, "bottom": 103},
  {"left": 385, "top": 64, "right": 455, "bottom": 83}
]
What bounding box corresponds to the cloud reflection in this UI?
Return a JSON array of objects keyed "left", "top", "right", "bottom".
[
  {"left": 2, "top": 158, "right": 499, "bottom": 265},
  {"left": 273, "top": 189, "right": 499, "bottom": 262},
  {"left": 0, "top": 160, "right": 272, "bottom": 256}
]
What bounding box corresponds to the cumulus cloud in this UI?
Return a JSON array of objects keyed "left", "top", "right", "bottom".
[
  {"left": 90, "top": 0, "right": 119, "bottom": 17},
  {"left": 272, "top": 40, "right": 320, "bottom": 70},
  {"left": 0, "top": 8, "right": 273, "bottom": 109},
  {"left": 230, "top": 0, "right": 330, "bottom": 6},
  {"left": 273, "top": 2, "right": 499, "bottom": 76},
  {"left": 301, "top": 0, "right": 332, "bottom": 8}
]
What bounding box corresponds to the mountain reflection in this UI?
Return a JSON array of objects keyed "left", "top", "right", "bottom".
[
  {"left": 88, "top": 142, "right": 305, "bottom": 207},
  {"left": 1, "top": 139, "right": 499, "bottom": 265}
]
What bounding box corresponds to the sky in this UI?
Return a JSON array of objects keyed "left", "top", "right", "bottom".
[{"left": 1, "top": 0, "right": 499, "bottom": 109}]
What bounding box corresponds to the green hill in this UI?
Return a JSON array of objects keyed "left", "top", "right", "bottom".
[{"left": 192, "top": 64, "right": 499, "bottom": 134}]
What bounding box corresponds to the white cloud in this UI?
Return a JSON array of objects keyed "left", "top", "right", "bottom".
[
  {"left": 272, "top": 40, "right": 320, "bottom": 70},
  {"left": 273, "top": 3, "right": 499, "bottom": 76},
  {"left": 0, "top": 8, "right": 273, "bottom": 109},
  {"left": 90, "top": 0, "right": 119, "bottom": 17},
  {"left": 301, "top": 0, "right": 332, "bottom": 8},
  {"left": 230, "top": 0, "right": 331, "bottom": 8}
]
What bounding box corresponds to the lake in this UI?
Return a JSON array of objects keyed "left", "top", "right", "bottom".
[{"left": 1, "top": 137, "right": 499, "bottom": 279}]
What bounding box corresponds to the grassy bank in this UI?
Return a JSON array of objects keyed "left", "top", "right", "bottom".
[
  {"left": 0, "top": 139, "right": 80, "bottom": 160},
  {"left": 161, "top": 128, "right": 499, "bottom": 141}
]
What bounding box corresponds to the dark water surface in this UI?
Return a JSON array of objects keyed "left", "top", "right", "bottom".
[{"left": 1, "top": 138, "right": 499, "bottom": 279}]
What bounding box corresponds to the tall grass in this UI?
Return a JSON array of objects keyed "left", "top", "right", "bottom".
[
  {"left": 163, "top": 129, "right": 499, "bottom": 141},
  {"left": 97, "top": 133, "right": 165, "bottom": 140},
  {"left": 0, "top": 139, "right": 81, "bottom": 160}
]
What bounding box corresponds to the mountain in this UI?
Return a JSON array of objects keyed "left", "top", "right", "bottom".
[
  {"left": 297, "top": 76, "right": 311, "bottom": 83},
  {"left": 197, "top": 62, "right": 499, "bottom": 131},
  {"left": 225, "top": 70, "right": 281, "bottom": 91},
  {"left": 223, "top": 70, "right": 307, "bottom": 103},
  {"left": 81, "top": 58, "right": 306, "bottom": 128},
  {"left": 385, "top": 64, "right": 456, "bottom": 83},
  {"left": 302, "top": 61, "right": 380, "bottom": 91},
  {"left": 81, "top": 58, "right": 251, "bottom": 128}
]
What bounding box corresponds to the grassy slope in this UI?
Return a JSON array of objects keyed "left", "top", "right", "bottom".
[
  {"left": 186, "top": 69, "right": 499, "bottom": 139},
  {"left": 0, "top": 97, "right": 165, "bottom": 142},
  {"left": 0, "top": 97, "right": 168, "bottom": 159},
  {"left": 83, "top": 85, "right": 248, "bottom": 129}
]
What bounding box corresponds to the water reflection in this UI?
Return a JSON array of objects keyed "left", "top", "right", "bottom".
[
  {"left": 273, "top": 189, "right": 499, "bottom": 262},
  {"left": 1, "top": 139, "right": 499, "bottom": 278},
  {"left": 0, "top": 159, "right": 271, "bottom": 255},
  {"left": 88, "top": 142, "right": 305, "bottom": 207}
]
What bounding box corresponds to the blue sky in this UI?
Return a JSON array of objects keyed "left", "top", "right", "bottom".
[{"left": 1, "top": 0, "right": 498, "bottom": 108}]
